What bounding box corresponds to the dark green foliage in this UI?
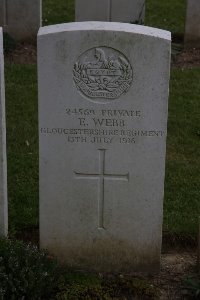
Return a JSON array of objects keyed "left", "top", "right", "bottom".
[
  {"left": 0, "top": 238, "right": 64, "bottom": 300},
  {"left": 55, "top": 271, "right": 159, "bottom": 299},
  {"left": 0, "top": 238, "right": 159, "bottom": 300},
  {"left": 182, "top": 274, "right": 200, "bottom": 299}
]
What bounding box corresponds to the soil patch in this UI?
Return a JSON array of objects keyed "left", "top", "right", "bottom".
[
  {"left": 152, "top": 251, "right": 196, "bottom": 300},
  {"left": 5, "top": 42, "right": 37, "bottom": 64},
  {"left": 173, "top": 48, "right": 200, "bottom": 68}
]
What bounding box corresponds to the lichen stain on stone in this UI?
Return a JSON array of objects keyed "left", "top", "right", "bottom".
[
  {"left": 45, "top": 237, "right": 160, "bottom": 274},
  {"left": 55, "top": 39, "right": 69, "bottom": 63}
]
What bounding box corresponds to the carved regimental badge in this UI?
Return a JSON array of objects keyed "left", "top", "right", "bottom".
[{"left": 73, "top": 47, "right": 133, "bottom": 100}]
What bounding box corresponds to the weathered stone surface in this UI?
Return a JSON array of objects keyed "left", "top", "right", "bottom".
[
  {"left": 185, "top": 0, "right": 200, "bottom": 48},
  {"left": 76, "top": 0, "right": 110, "bottom": 22},
  {"left": 0, "top": 0, "right": 42, "bottom": 41},
  {"left": 0, "top": 28, "right": 7, "bottom": 236},
  {"left": 111, "top": 0, "right": 145, "bottom": 23},
  {"left": 38, "top": 22, "right": 171, "bottom": 273},
  {"left": 75, "top": 0, "right": 145, "bottom": 23}
]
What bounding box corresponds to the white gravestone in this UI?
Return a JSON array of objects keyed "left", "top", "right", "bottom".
[
  {"left": 185, "top": 0, "right": 200, "bottom": 48},
  {"left": 0, "top": 28, "right": 7, "bottom": 237},
  {"left": 0, "top": 0, "right": 42, "bottom": 41},
  {"left": 38, "top": 22, "right": 171, "bottom": 273},
  {"left": 75, "top": 0, "right": 145, "bottom": 24}
]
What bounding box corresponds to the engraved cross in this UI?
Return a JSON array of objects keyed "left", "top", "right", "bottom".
[{"left": 74, "top": 149, "right": 129, "bottom": 230}]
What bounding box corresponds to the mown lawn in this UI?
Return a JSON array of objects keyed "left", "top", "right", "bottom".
[
  {"left": 165, "top": 69, "right": 200, "bottom": 234},
  {"left": 5, "top": 65, "right": 38, "bottom": 233},
  {"left": 5, "top": 0, "right": 200, "bottom": 236},
  {"left": 43, "top": 0, "right": 187, "bottom": 34},
  {"left": 146, "top": 0, "right": 186, "bottom": 34},
  {"left": 5, "top": 64, "right": 200, "bottom": 235}
]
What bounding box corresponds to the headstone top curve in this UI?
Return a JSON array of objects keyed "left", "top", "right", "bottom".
[{"left": 38, "top": 22, "right": 171, "bottom": 41}]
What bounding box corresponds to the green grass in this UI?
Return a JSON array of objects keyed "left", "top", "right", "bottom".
[
  {"left": 5, "top": 65, "right": 38, "bottom": 233},
  {"left": 43, "top": 0, "right": 74, "bottom": 26},
  {"left": 4, "top": 0, "right": 200, "bottom": 237},
  {"left": 5, "top": 64, "right": 200, "bottom": 236},
  {"left": 2, "top": 1, "right": 199, "bottom": 297},
  {"left": 146, "top": 0, "right": 187, "bottom": 34},
  {"left": 42, "top": 0, "right": 187, "bottom": 34},
  {"left": 164, "top": 69, "right": 200, "bottom": 234}
]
